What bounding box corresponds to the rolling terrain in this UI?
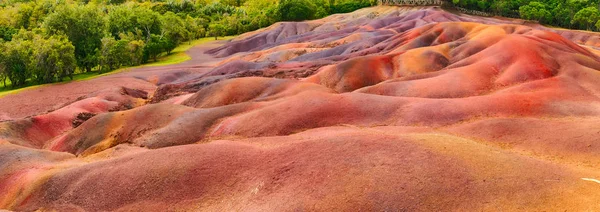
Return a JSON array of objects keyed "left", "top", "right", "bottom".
[{"left": 2, "top": 6, "right": 600, "bottom": 211}]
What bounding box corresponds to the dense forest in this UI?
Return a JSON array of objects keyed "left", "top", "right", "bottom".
[
  {"left": 0, "top": 0, "right": 375, "bottom": 88},
  {"left": 454, "top": 0, "right": 600, "bottom": 31}
]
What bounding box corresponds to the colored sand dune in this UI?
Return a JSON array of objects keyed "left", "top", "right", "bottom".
[{"left": 2, "top": 5, "right": 600, "bottom": 211}]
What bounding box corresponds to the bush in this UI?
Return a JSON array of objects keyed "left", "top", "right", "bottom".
[
  {"left": 0, "top": 31, "right": 76, "bottom": 86},
  {"left": 1, "top": 35, "right": 32, "bottom": 87},
  {"left": 331, "top": 0, "right": 371, "bottom": 14},
  {"left": 143, "top": 34, "right": 173, "bottom": 62},
  {"left": 278, "top": 0, "right": 317, "bottom": 21},
  {"left": 0, "top": 26, "right": 17, "bottom": 41},
  {"left": 30, "top": 35, "right": 76, "bottom": 83}
]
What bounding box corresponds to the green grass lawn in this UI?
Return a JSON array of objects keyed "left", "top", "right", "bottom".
[{"left": 0, "top": 36, "right": 233, "bottom": 98}]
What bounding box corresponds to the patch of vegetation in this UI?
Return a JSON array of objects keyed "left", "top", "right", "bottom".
[
  {"left": 0, "top": 36, "right": 232, "bottom": 97},
  {"left": 453, "top": 0, "right": 600, "bottom": 30},
  {"left": 0, "top": 0, "right": 376, "bottom": 94}
]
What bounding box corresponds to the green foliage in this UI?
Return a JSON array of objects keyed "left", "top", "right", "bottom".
[
  {"left": 0, "top": 43, "right": 6, "bottom": 87},
  {"left": 278, "top": 0, "right": 316, "bottom": 21},
  {"left": 330, "top": 0, "right": 371, "bottom": 14},
  {"left": 453, "top": 0, "right": 600, "bottom": 31},
  {"left": 100, "top": 35, "right": 146, "bottom": 72},
  {"left": 0, "top": 26, "right": 17, "bottom": 41},
  {"left": 0, "top": 29, "right": 75, "bottom": 86},
  {"left": 143, "top": 34, "right": 173, "bottom": 62},
  {"left": 551, "top": 4, "right": 572, "bottom": 27},
  {"left": 0, "top": 6, "right": 20, "bottom": 27},
  {"left": 160, "top": 11, "right": 188, "bottom": 45},
  {"left": 127, "top": 39, "right": 146, "bottom": 66},
  {"left": 15, "top": 3, "right": 34, "bottom": 29},
  {"left": 107, "top": 4, "right": 137, "bottom": 39},
  {"left": 0, "top": 38, "right": 31, "bottom": 87},
  {"left": 133, "top": 6, "right": 162, "bottom": 40},
  {"left": 152, "top": 0, "right": 196, "bottom": 14},
  {"left": 452, "top": 0, "right": 491, "bottom": 11},
  {"left": 30, "top": 34, "right": 77, "bottom": 83},
  {"left": 244, "top": 0, "right": 279, "bottom": 29},
  {"left": 184, "top": 15, "right": 205, "bottom": 42},
  {"left": 100, "top": 37, "right": 128, "bottom": 72},
  {"left": 43, "top": 4, "right": 105, "bottom": 72},
  {"left": 0, "top": 0, "right": 395, "bottom": 90},
  {"left": 572, "top": 7, "right": 600, "bottom": 30},
  {"left": 519, "top": 2, "right": 552, "bottom": 23},
  {"left": 221, "top": 0, "right": 247, "bottom": 7},
  {"left": 208, "top": 22, "right": 226, "bottom": 40},
  {"left": 108, "top": 0, "right": 126, "bottom": 4},
  {"left": 197, "top": 2, "right": 239, "bottom": 16}
]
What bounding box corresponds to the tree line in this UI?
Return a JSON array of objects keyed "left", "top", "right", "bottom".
[
  {"left": 453, "top": 0, "right": 600, "bottom": 31},
  {"left": 0, "top": 0, "right": 375, "bottom": 88}
]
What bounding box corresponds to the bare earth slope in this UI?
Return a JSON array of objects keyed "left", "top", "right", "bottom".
[{"left": 2, "top": 6, "right": 600, "bottom": 211}]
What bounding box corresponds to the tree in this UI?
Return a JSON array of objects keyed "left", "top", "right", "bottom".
[
  {"left": 127, "top": 39, "right": 145, "bottom": 66},
  {"left": 29, "top": 0, "right": 64, "bottom": 29},
  {"left": 99, "top": 37, "right": 118, "bottom": 73},
  {"left": 108, "top": 4, "right": 136, "bottom": 39},
  {"left": 49, "top": 35, "right": 76, "bottom": 81},
  {"left": 184, "top": 15, "right": 203, "bottom": 43},
  {"left": 109, "top": 0, "right": 126, "bottom": 4},
  {"left": 222, "top": 13, "right": 240, "bottom": 35},
  {"left": 133, "top": 6, "right": 161, "bottom": 41},
  {"left": 0, "top": 29, "right": 76, "bottom": 85},
  {"left": 143, "top": 34, "right": 170, "bottom": 62},
  {"left": 0, "top": 6, "right": 20, "bottom": 27},
  {"left": 15, "top": 3, "right": 33, "bottom": 29},
  {"left": 245, "top": 0, "right": 279, "bottom": 29},
  {"left": 117, "top": 31, "right": 146, "bottom": 66},
  {"left": 43, "top": 5, "right": 105, "bottom": 72},
  {"left": 278, "top": 0, "right": 317, "bottom": 21},
  {"left": 567, "top": 0, "right": 591, "bottom": 17},
  {"left": 572, "top": 7, "right": 600, "bottom": 30},
  {"left": 160, "top": 11, "right": 188, "bottom": 45},
  {"left": 1, "top": 35, "right": 32, "bottom": 87},
  {"left": 160, "top": 0, "right": 196, "bottom": 14},
  {"left": 0, "top": 26, "right": 17, "bottom": 41},
  {"left": 331, "top": 0, "right": 371, "bottom": 14},
  {"left": 198, "top": 2, "right": 238, "bottom": 17},
  {"left": 519, "top": 2, "right": 551, "bottom": 23},
  {"left": 0, "top": 42, "right": 7, "bottom": 87},
  {"left": 551, "top": 4, "right": 572, "bottom": 27},
  {"left": 30, "top": 35, "right": 76, "bottom": 83},
  {"left": 208, "top": 23, "right": 225, "bottom": 40},
  {"left": 222, "top": 0, "right": 246, "bottom": 7},
  {"left": 100, "top": 35, "right": 146, "bottom": 73},
  {"left": 452, "top": 0, "right": 481, "bottom": 10},
  {"left": 163, "top": 37, "right": 177, "bottom": 55}
]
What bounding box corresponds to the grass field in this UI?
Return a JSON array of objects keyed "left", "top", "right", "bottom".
[{"left": 0, "top": 36, "right": 233, "bottom": 98}]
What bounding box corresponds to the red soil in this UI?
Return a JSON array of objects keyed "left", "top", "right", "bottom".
[{"left": 2, "top": 6, "right": 600, "bottom": 211}]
